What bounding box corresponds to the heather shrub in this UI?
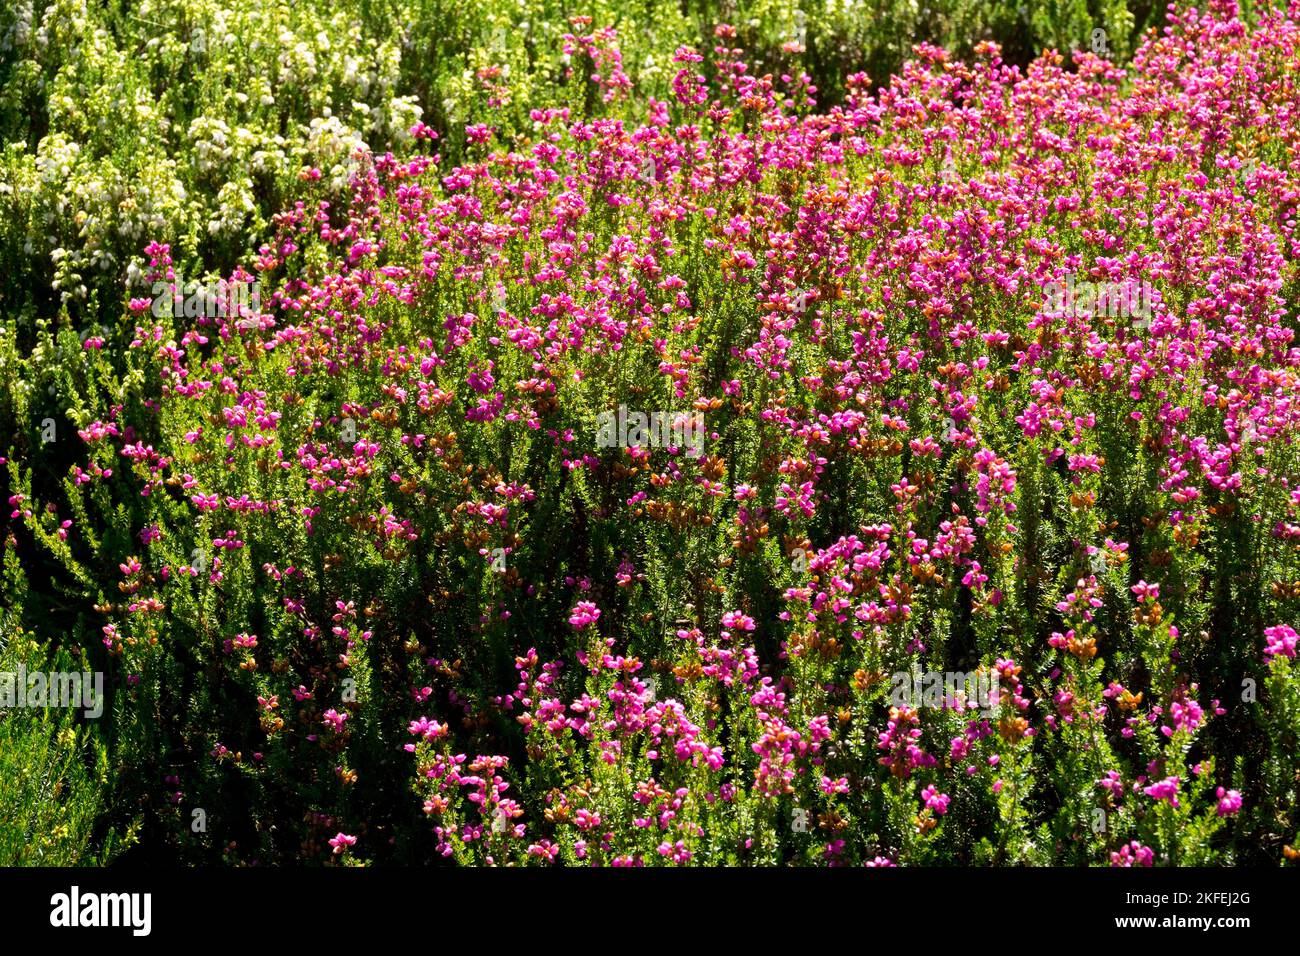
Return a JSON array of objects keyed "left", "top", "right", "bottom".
[
  {"left": 3, "top": 0, "right": 1300, "bottom": 866},
  {"left": 0, "top": 607, "right": 127, "bottom": 865},
  {"left": 0, "top": 1, "right": 1176, "bottom": 341}
]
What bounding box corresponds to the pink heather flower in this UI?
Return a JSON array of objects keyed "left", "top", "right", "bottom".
[
  {"left": 1215, "top": 787, "right": 1243, "bottom": 817},
  {"left": 322, "top": 709, "right": 348, "bottom": 732},
  {"left": 920, "top": 785, "right": 950, "bottom": 815},
  {"left": 820, "top": 776, "right": 850, "bottom": 795},
  {"left": 1131, "top": 580, "right": 1159, "bottom": 603},
  {"left": 569, "top": 601, "right": 601, "bottom": 630},
  {"left": 328, "top": 832, "right": 357, "bottom": 855},
  {"left": 721, "top": 610, "right": 756, "bottom": 632},
  {"left": 1098, "top": 770, "right": 1124, "bottom": 797},
  {"left": 865, "top": 856, "right": 896, "bottom": 867},
  {"left": 1264, "top": 625, "right": 1297, "bottom": 660},
  {"left": 527, "top": 840, "right": 560, "bottom": 862},
  {"left": 1163, "top": 699, "right": 1204, "bottom": 737},
  {"left": 1143, "top": 776, "right": 1180, "bottom": 808},
  {"left": 822, "top": 839, "right": 846, "bottom": 864},
  {"left": 1110, "top": 842, "right": 1154, "bottom": 867},
  {"left": 656, "top": 840, "right": 691, "bottom": 863}
]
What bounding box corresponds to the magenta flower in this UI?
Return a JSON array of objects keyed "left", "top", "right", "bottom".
[
  {"left": 328, "top": 832, "right": 357, "bottom": 855},
  {"left": 1215, "top": 787, "right": 1243, "bottom": 817},
  {"left": 1143, "top": 776, "right": 1180, "bottom": 808},
  {"left": 720, "top": 610, "right": 756, "bottom": 632},
  {"left": 569, "top": 601, "right": 602, "bottom": 630},
  {"left": 1110, "top": 842, "right": 1154, "bottom": 867},
  {"left": 920, "top": 785, "right": 951, "bottom": 815},
  {"left": 1264, "top": 625, "right": 1297, "bottom": 661},
  {"left": 1163, "top": 699, "right": 1204, "bottom": 737}
]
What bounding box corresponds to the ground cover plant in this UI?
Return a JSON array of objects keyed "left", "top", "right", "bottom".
[
  {"left": 2, "top": 0, "right": 1300, "bottom": 867},
  {"left": 0, "top": 0, "right": 1162, "bottom": 339}
]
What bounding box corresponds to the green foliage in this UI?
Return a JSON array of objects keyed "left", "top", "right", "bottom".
[{"left": 0, "top": 610, "right": 132, "bottom": 865}]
